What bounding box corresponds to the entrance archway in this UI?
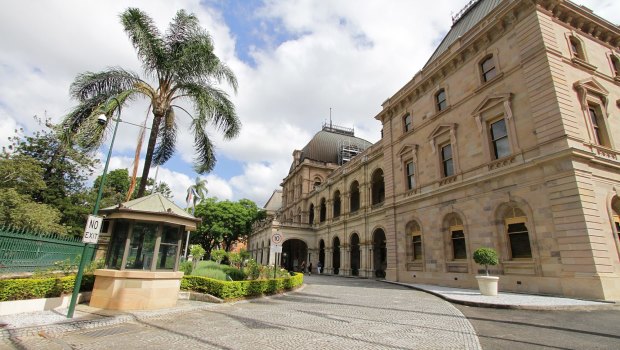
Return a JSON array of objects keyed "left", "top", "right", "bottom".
[
  {"left": 373, "top": 229, "right": 386, "bottom": 278},
  {"left": 333, "top": 237, "right": 340, "bottom": 275},
  {"left": 282, "top": 239, "right": 308, "bottom": 272},
  {"left": 350, "top": 233, "right": 360, "bottom": 276}
]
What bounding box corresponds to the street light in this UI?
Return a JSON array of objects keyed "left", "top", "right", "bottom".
[{"left": 67, "top": 97, "right": 122, "bottom": 318}]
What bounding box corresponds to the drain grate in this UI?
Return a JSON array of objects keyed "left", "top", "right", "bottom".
[{"left": 79, "top": 324, "right": 140, "bottom": 339}]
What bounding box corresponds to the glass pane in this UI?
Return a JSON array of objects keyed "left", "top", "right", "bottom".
[
  {"left": 588, "top": 108, "right": 598, "bottom": 127},
  {"left": 442, "top": 144, "right": 452, "bottom": 160},
  {"left": 510, "top": 232, "right": 532, "bottom": 258},
  {"left": 106, "top": 221, "right": 129, "bottom": 270},
  {"left": 507, "top": 222, "right": 528, "bottom": 234},
  {"left": 483, "top": 68, "right": 497, "bottom": 82},
  {"left": 126, "top": 222, "right": 158, "bottom": 270},
  {"left": 482, "top": 57, "right": 494, "bottom": 72},
  {"left": 494, "top": 137, "right": 510, "bottom": 159},
  {"left": 413, "top": 242, "right": 422, "bottom": 260},
  {"left": 444, "top": 159, "right": 454, "bottom": 177},
  {"left": 158, "top": 226, "right": 179, "bottom": 270},
  {"left": 491, "top": 119, "right": 507, "bottom": 140},
  {"left": 453, "top": 238, "right": 467, "bottom": 259},
  {"left": 451, "top": 230, "right": 464, "bottom": 239},
  {"left": 404, "top": 114, "right": 412, "bottom": 131}
]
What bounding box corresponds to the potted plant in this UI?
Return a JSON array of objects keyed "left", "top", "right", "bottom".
[{"left": 473, "top": 247, "right": 499, "bottom": 296}]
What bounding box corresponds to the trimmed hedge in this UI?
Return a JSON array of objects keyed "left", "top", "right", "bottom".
[
  {"left": 181, "top": 272, "right": 303, "bottom": 300},
  {"left": 0, "top": 274, "right": 95, "bottom": 302}
]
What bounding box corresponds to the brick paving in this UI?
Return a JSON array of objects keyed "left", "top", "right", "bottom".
[{"left": 0, "top": 276, "right": 481, "bottom": 349}]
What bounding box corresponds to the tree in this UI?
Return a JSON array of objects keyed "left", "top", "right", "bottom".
[
  {"left": 186, "top": 176, "right": 207, "bottom": 211},
  {"left": 91, "top": 169, "right": 174, "bottom": 209},
  {"left": 473, "top": 247, "right": 499, "bottom": 276},
  {"left": 0, "top": 188, "right": 67, "bottom": 234},
  {"left": 210, "top": 248, "right": 227, "bottom": 264},
  {"left": 192, "top": 197, "right": 264, "bottom": 253},
  {"left": 189, "top": 244, "right": 205, "bottom": 269},
  {"left": 63, "top": 8, "right": 240, "bottom": 198}
]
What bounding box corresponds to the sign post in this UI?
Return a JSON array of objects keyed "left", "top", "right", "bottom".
[
  {"left": 271, "top": 232, "right": 284, "bottom": 279},
  {"left": 67, "top": 215, "right": 102, "bottom": 318}
]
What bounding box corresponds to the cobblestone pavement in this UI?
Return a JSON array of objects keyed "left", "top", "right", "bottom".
[{"left": 0, "top": 275, "right": 480, "bottom": 350}]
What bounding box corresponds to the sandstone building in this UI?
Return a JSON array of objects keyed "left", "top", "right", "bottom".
[{"left": 248, "top": 0, "right": 620, "bottom": 300}]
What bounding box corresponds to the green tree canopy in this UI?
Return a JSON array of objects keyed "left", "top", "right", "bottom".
[
  {"left": 193, "top": 198, "right": 264, "bottom": 253},
  {"left": 63, "top": 7, "right": 240, "bottom": 198}
]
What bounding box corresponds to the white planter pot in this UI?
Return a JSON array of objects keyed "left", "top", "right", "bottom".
[{"left": 475, "top": 275, "right": 499, "bottom": 296}]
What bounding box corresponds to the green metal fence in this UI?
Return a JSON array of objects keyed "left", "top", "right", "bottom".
[{"left": 0, "top": 225, "right": 95, "bottom": 274}]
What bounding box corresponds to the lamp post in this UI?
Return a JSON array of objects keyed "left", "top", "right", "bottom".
[{"left": 67, "top": 97, "right": 122, "bottom": 318}]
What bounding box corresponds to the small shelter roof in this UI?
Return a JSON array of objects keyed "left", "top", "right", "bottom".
[{"left": 100, "top": 193, "right": 201, "bottom": 230}]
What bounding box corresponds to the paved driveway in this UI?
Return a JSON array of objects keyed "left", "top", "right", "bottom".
[{"left": 3, "top": 275, "right": 480, "bottom": 349}]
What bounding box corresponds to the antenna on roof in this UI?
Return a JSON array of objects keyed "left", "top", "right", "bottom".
[{"left": 329, "top": 107, "right": 332, "bottom": 128}]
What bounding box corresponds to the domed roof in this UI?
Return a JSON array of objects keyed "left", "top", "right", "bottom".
[{"left": 300, "top": 124, "right": 372, "bottom": 164}]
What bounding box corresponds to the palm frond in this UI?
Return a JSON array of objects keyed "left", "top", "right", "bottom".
[
  {"left": 70, "top": 68, "right": 145, "bottom": 102},
  {"left": 120, "top": 8, "right": 166, "bottom": 75},
  {"left": 152, "top": 106, "right": 177, "bottom": 165},
  {"left": 191, "top": 117, "right": 216, "bottom": 174},
  {"left": 177, "top": 82, "right": 240, "bottom": 140}
]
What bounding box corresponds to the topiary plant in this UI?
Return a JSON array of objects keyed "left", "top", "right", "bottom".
[{"left": 473, "top": 247, "right": 499, "bottom": 276}]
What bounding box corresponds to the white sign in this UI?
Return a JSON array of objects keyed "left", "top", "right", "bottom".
[
  {"left": 271, "top": 245, "right": 283, "bottom": 253},
  {"left": 271, "top": 231, "right": 284, "bottom": 245},
  {"left": 83, "top": 215, "right": 103, "bottom": 244}
]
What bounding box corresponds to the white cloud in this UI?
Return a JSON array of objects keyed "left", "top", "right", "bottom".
[{"left": 2, "top": 0, "right": 618, "bottom": 208}]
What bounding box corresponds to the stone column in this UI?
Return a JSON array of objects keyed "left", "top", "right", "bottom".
[
  {"left": 342, "top": 247, "right": 350, "bottom": 276},
  {"left": 325, "top": 248, "right": 333, "bottom": 274}
]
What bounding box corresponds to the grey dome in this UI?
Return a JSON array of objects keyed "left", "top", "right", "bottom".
[{"left": 300, "top": 125, "right": 372, "bottom": 164}]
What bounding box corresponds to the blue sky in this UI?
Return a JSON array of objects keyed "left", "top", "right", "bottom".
[{"left": 0, "top": 0, "right": 618, "bottom": 208}]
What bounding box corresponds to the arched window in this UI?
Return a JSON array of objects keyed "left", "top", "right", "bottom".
[
  {"left": 610, "top": 55, "right": 620, "bottom": 77},
  {"left": 436, "top": 89, "right": 447, "bottom": 112},
  {"left": 313, "top": 176, "right": 322, "bottom": 190},
  {"left": 447, "top": 215, "right": 466, "bottom": 260},
  {"left": 407, "top": 221, "right": 422, "bottom": 261},
  {"left": 480, "top": 55, "right": 497, "bottom": 82},
  {"left": 296, "top": 207, "right": 302, "bottom": 223},
  {"left": 308, "top": 203, "right": 315, "bottom": 224},
  {"left": 403, "top": 113, "right": 412, "bottom": 132},
  {"left": 612, "top": 197, "right": 620, "bottom": 257},
  {"left": 569, "top": 35, "right": 585, "bottom": 60},
  {"left": 350, "top": 181, "right": 360, "bottom": 212},
  {"left": 333, "top": 190, "right": 341, "bottom": 218},
  {"left": 319, "top": 198, "right": 327, "bottom": 222},
  {"left": 371, "top": 169, "right": 385, "bottom": 205},
  {"left": 503, "top": 206, "right": 532, "bottom": 259}
]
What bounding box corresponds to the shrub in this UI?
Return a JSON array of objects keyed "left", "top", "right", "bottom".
[
  {"left": 190, "top": 244, "right": 206, "bottom": 269},
  {"left": 180, "top": 261, "right": 193, "bottom": 275},
  {"left": 473, "top": 247, "right": 499, "bottom": 276},
  {"left": 210, "top": 249, "right": 227, "bottom": 264},
  {"left": 0, "top": 274, "right": 95, "bottom": 302},
  {"left": 244, "top": 259, "right": 260, "bottom": 280},
  {"left": 221, "top": 265, "right": 246, "bottom": 281},
  {"left": 193, "top": 268, "right": 228, "bottom": 280},
  {"left": 181, "top": 272, "right": 304, "bottom": 300}
]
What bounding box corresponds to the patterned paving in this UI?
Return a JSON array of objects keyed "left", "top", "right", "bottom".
[{"left": 1, "top": 276, "right": 481, "bottom": 349}]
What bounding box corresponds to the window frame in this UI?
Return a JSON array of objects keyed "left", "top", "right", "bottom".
[
  {"left": 505, "top": 216, "right": 532, "bottom": 260},
  {"left": 489, "top": 117, "right": 510, "bottom": 159},
  {"left": 608, "top": 53, "right": 620, "bottom": 78},
  {"left": 480, "top": 55, "right": 497, "bottom": 82},
  {"left": 403, "top": 112, "right": 412, "bottom": 132},
  {"left": 450, "top": 224, "right": 467, "bottom": 260},
  {"left": 436, "top": 89, "right": 447, "bottom": 112},
  {"left": 405, "top": 160, "right": 416, "bottom": 190},
  {"left": 573, "top": 78, "right": 614, "bottom": 150},
  {"left": 472, "top": 93, "right": 520, "bottom": 163},
  {"left": 441, "top": 143, "right": 454, "bottom": 177}
]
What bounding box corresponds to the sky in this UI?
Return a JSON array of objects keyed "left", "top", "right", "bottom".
[{"left": 1, "top": 0, "right": 619, "bottom": 208}]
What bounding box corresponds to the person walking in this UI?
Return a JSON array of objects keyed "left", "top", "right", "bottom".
[
  {"left": 317, "top": 261, "right": 322, "bottom": 274},
  {"left": 300, "top": 260, "right": 306, "bottom": 274},
  {"left": 308, "top": 262, "right": 313, "bottom": 275}
]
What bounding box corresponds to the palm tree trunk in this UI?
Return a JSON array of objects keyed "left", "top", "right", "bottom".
[{"left": 137, "top": 112, "right": 163, "bottom": 197}]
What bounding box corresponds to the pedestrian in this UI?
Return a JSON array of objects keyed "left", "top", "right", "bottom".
[
  {"left": 308, "top": 262, "right": 313, "bottom": 275},
  {"left": 300, "top": 260, "right": 306, "bottom": 274},
  {"left": 317, "top": 261, "right": 322, "bottom": 274}
]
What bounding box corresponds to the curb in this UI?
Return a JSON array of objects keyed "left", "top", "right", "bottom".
[{"left": 383, "top": 281, "right": 617, "bottom": 311}]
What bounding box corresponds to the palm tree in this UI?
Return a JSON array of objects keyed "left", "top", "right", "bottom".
[
  {"left": 186, "top": 176, "right": 208, "bottom": 212},
  {"left": 63, "top": 8, "right": 240, "bottom": 198}
]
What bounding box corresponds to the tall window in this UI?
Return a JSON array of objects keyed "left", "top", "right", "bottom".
[
  {"left": 371, "top": 169, "right": 385, "bottom": 205},
  {"left": 610, "top": 55, "right": 620, "bottom": 76},
  {"left": 569, "top": 36, "right": 585, "bottom": 60},
  {"left": 308, "top": 203, "right": 315, "bottom": 224},
  {"left": 333, "top": 191, "right": 341, "bottom": 218},
  {"left": 504, "top": 206, "right": 532, "bottom": 259},
  {"left": 319, "top": 198, "right": 326, "bottom": 222},
  {"left": 350, "top": 181, "right": 360, "bottom": 212},
  {"left": 588, "top": 106, "right": 609, "bottom": 147},
  {"left": 408, "top": 221, "right": 422, "bottom": 261},
  {"left": 448, "top": 216, "right": 466, "bottom": 260},
  {"left": 436, "top": 89, "right": 447, "bottom": 111},
  {"left": 490, "top": 118, "right": 510, "bottom": 159},
  {"left": 405, "top": 161, "right": 415, "bottom": 190},
  {"left": 441, "top": 144, "right": 454, "bottom": 177},
  {"left": 403, "top": 113, "right": 412, "bottom": 132},
  {"left": 481, "top": 56, "right": 497, "bottom": 82}
]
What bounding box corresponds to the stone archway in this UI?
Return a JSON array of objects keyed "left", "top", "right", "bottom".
[
  {"left": 350, "top": 233, "right": 360, "bottom": 276},
  {"left": 282, "top": 239, "right": 308, "bottom": 272},
  {"left": 373, "top": 229, "right": 387, "bottom": 278},
  {"left": 333, "top": 237, "right": 341, "bottom": 275},
  {"left": 319, "top": 239, "right": 325, "bottom": 272}
]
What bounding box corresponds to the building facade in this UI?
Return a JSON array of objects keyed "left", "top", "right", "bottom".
[{"left": 248, "top": 0, "right": 620, "bottom": 300}]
